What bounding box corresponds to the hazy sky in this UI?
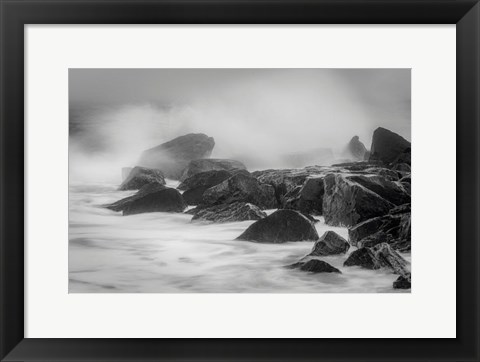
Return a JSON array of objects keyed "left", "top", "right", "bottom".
[{"left": 69, "top": 68, "right": 410, "bottom": 181}]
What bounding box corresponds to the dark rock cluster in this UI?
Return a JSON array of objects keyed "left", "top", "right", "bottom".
[{"left": 105, "top": 127, "right": 411, "bottom": 289}]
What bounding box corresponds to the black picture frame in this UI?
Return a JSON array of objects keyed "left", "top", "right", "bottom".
[{"left": 1, "top": 1, "right": 479, "bottom": 361}]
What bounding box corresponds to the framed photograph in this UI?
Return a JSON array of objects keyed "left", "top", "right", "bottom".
[{"left": 1, "top": 0, "right": 478, "bottom": 361}]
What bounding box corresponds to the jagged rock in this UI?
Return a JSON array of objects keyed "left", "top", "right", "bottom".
[
  {"left": 106, "top": 183, "right": 167, "bottom": 212},
  {"left": 322, "top": 173, "right": 395, "bottom": 227},
  {"left": 289, "top": 257, "right": 341, "bottom": 273},
  {"left": 392, "top": 163, "right": 411, "bottom": 173},
  {"left": 309, "top": 231, "right": 350, "bottom": 256},
  {"left": 345, "top": 175, "right": 410, "bottom": 206},
  {"left": 346, "top": 135, "right": 368, "bottom": 160},
  {"left": 369, "top": 127, "right": 411, "bottom": 165},
  {"left": 138, "top": 133, "right": 215, "bottom": 179},
  {"left": 178, "top": 170, "right": 234, "bottom": 205},
  {"left": 393, "top": 148, "right": 411, "bottom": 166},
  {"left": 236, "top": 209, "right": 319, "bottom": 243},
  {"left": 119, "top": 166, "right": 165, "bottom": 191},
  {"left": 122, "top": 187, "right": 187, "bottom": 215},
  {"left": 191, "top": 202, "right": 266, "bottom": 223},
  {"left": 203, "top": 173, "right": 277, "bottom": 209},
  {"left": 348, "top": 204, "right": 411, "bottom": 251},
  {"left": 400, "top": 174, "right": 411, "bottom": 184},
  {"left": 344, "top": 243, "right": 409, "bottom": 276},
  {"left": 393, "top": 273, "right": 411, "bottom": 289},
  {"left": 179, "top": 158, "right": 247, "bottom": 182},
  {"left": 282, "top": 176, "right": 325, "bottom": 215}
]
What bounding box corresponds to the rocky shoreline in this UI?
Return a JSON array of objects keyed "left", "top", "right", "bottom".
[{"left": 104, "top": 127, "right": 412, "bottom": 290}]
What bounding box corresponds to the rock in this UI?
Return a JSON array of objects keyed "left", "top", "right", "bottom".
[
  {"left": 400, "top": 174, "right": 411, "bottom": 184},
  {"left": 191, "top": 202, "right": 266, "bottom": 223},
  {"left": 348, "top": 204, "right": 411, "bottom": 251},
  {"left": 178, "top": 170, "right": 234, "bottom": 205},
  {"left": 300, "top": 259, "right": 341, "bottom": 273},
  {"left": 179, "top": 158, "right": 247, "bottom": 182},
  {"left": 393, "top": 273, "right": 411, "bottom": 289},
  {"left": 393, "top": 148, "right": 411, "bottom": 166},
  {"left": 138, "top": 133, "right": 215, "bottom": 179},
  {"left": 346, "top": 135, "right": 368, "bottom": 160},
  {"left": 106, "top": 183, "right": 167, "bottom": 212},
  {"left": 309, "top": 231, "right": 350, "bottom": 256},
  {"left": 392, "top": 163, "right": 411, "bottom": 173},
  {"left": 236, "top": 209, "right": 319, "bottom": 243},
  {"left": 119, "top": 166, "right": 166, "bottom": 191},
  {"left": 344, "top": 243, "right": 410, "bottom": 276},
  {"left": 122, "top": 187, "right": 187, "bottom": 215},
  {"left": 369, "top": 127, "right": 411, "bottom": 165},
  {"left": 322, "top": 173, "right": 395, "bottom": 227},
  {"left": 345, "top": 174, "right": 410, "bottom": 206},
  {"left": 282, "top": 176, "right": 325, "bottom": 215},
  {"left": 121, "top": 167, "right": 133, "bottom": 181},
  {"left": 203, "top": 173, "right": 277, "bottom": 209}
]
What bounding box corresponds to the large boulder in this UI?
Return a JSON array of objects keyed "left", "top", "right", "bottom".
[
  {"left": 106, "top": 184, "right": 186, "bottom": 215},
  {"left": 346, "top": 135, "right": 368, "bottom": 160},
  {"left": 393, "top": 273, "right": 411, "bottom": 289},
  {"left": 138, "top": 133, "right": 215, "bottom": 179},
  {"left": 288, "top": 257, "right": 341, "bottom": 273},
  {"left": 202, "top": 173, "right": 277, "bottom": 209},
  {"left": 191, "top": 202, "right": 266, "bottom": 223},
  {"left": 236, "top": 209, "right": 319, "bottom": 243},
  {"left": 179, "top": 158, "right": 247, "bottom": 182},
  {"left": 369, "top": 127, "right": 411, "bottom": 165},
  {"left": 119, "top": 166, "right": 165, "bottom": 191},
  {"left": 322, "top": 173, "right": 395, "bottom": 227},
  {"left": 282, "top": 176, "right": 325, "bottom": 215},
  {"left": 344, "top": 243, "right": 410, "bottom": 276},
  {"left": 309, "top": 231, "right": 350, "bottom": 256},
  {"left": 178, "top": 170, "right": 234, "bottom": 205}
]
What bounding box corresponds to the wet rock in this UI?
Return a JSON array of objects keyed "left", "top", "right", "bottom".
[
  {"left": 348, "top": 204, "right": 411, "bottom": 251},
  {"left": 289, "top": 258, "right": 341, "bottom": 273},
  {"left": 282, "top": 176, "right": 325, "bottom": 215},
  {"left": 393, "top": 273, "right": 411, "bottom": 289},
  {"left": 309, "top": 231, "right": 350, "bottom": 256},
  {"left": 179, "top": 158, "right": 247, "bottom": 182},
  {"left": 392, "top": 163, "right": 411, "bottom": 174},
  {"left": 345, "top": 174, "right": 410, "bottom": 206},
  {"left": 322, "top": 173, "right": 395, "bottom": 227},
  {"left": 178, "top": 170, "right": 234, "bottom": 205},
  {"left": 369, "top": 127, "right": 411, "bottom": 165},
  {"left": 344, "top": 243, "right": 409, "bottom": 276},
  {"left": 122, "top": 187, "right": 187, "bottom": 215},
  {"left": 106, "top": 183, "right": 167, "bottom": 212},
  {"left": 203, "top": 173, "right": 277, "bottom": 209},
  {"left": 191, "top": 202, "right": 266, "bottom": 223},
  {"left": 236, "top": 209, "right": 319, "bottom": 243},
  {"left": 138, "top": 133, "right": 215, "bottom": 179},
  {"left": 119, "top": 166, "right": 165, "bottom": 191}
]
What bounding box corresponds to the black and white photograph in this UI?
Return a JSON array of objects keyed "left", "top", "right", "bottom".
[{"left": 69, "top": 68, "right": 412, "bottom": 293}]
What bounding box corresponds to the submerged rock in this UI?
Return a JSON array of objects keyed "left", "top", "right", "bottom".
[
  {"left": 138, "top": 133, "right": 215, "bottom": 179},
  {"left": 191, "top": 202, "right": 266, "bottom": 223},
  {"left": 295, "top": 258, "right": 341, "bottom": 273},
  {"left": 309, "top": 231, "right": 350, "bottom": 256},
  {"left": 236, "top": 209, "right": 319, "bottom": 243},
  {"left": 119, "top": 166, "right": 166, "bottom": 191},
  {"left": 106, "top": 183, "right": 167, "bottom": 212},
  {"left": 179, "top": 158, "right": 247, "bottom": 182},
  {"left": 322, "top": 173, "right": 395, "bottom": 227},
  {"left": 369, "top": 127, "right": 411, "bottom": 165},
  {"left": 203, "top": 173, "right": 277, "bottom": 209}
]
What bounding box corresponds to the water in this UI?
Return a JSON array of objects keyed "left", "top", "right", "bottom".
[{"left": 69, "top": 181, "right": 410, "bottom": 293}]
